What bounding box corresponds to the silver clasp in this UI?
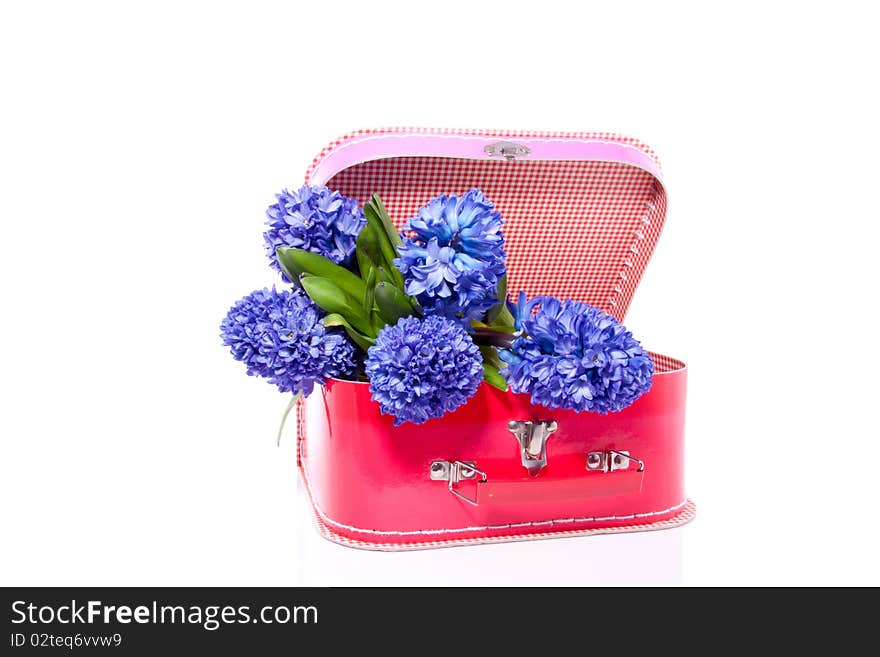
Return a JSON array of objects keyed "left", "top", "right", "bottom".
[
  {"left": 484, "top": 140, "right": 531, "bottom": 161},
  {"left": 429, "top": 460, "right": 487, "bottom": 506},
  {"left": 508, "top": 420, "right": 558, "bottom": 476},
  {"left": 586, "top": 450, "right": 645, "bottom": 473}
]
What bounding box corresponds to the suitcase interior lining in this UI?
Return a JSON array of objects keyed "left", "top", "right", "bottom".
[{"left": 326, "top": 155, "right": 666, "bottom": 323}]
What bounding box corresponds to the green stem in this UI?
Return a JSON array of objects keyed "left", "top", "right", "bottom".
[
  {"left": 276, "top": 392, "right": 302, "bottom": 447},
  {"left": 471, "top": 328, "right": 517, "bottom": 349}
]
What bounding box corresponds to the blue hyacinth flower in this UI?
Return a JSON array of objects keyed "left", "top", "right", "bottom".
[
  {"left": 394, "top": 189, "right": 506, "bottom": 323},
  {"left": 499, "top": 296, "right": 653, "bottom": 414}
]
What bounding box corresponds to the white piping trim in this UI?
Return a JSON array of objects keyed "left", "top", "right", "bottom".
[
  {"left": 299, "top": 458, "right": 687, "bottom": 537},
  {"left": 314, "top": 501, "right": 696, "bottom": 552}
]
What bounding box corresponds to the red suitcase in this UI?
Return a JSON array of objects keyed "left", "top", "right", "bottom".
[{"left": 295, "top": 128, "right": 694, "bottom": 550}]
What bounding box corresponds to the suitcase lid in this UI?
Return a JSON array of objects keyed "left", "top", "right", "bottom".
[{"left": 305, "top": 128, "right": 666, "bottom": 322}]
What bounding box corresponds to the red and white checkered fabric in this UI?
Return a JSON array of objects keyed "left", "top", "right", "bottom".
[
  {"left": 306, "top": 128, "right": 666, "bottom": 322},
  {"left": 647, "top": 352, "right": 685, "bottom": 374}
]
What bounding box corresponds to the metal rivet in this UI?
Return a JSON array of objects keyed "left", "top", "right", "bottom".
[{"left": 429, "top": 460, "right": 451, "bottom": 481}]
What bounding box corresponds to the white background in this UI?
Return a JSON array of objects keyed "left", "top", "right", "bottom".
[{"left": 1, "top": 1, "right": 878, "bottom": 586}]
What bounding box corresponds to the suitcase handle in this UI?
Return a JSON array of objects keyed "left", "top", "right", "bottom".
[{"left": 432, "top": 451, "right": 644, "bottom": 506}]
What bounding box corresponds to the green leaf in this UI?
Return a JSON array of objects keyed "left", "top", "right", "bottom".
[
  {"left": 355, "top": 247, "right": 374, "bottom": 283},
  {"left": 491, "top": 304, "right": 516, "bottom": 330},
  {"left": 485, "top": 275, "right": 513, "bottom": 326},
  {"left": 363, "top": 266, "right": 376, "bottom": 312},
  {"left": 301, "top": 276, "right": 373, "bottom": 336},
  {"left": 323, "top": 313, "right": 375, "bottom": 351},
  {"left": 370, "top": 309, "right": 387, "bottom": 335},
  {"left": 275, "top": 247, "right": 305, "bottom": 287},
  {"left": 374, "top": 265, "right": 393, "bottom": 284},
  {"left": 363, "top": 204, "right": 394, "bottom": 261},
  {"left": 369, "top": 194, "right": 402, "bottom": 247},
  {"left": 356, "top": 223, "right": 382, "bottom": 274},
  {"left": 482, "top": 363, "right": 508, "bottom": 391},
  {"left": 374, "top": 281, "right": 415, "bottom": 326},
  {"left": 479, "top": 345, "right": 504, "bottom": 370},
  {"left": 480, "top": 346, "right": 509, "bottom": 391},
  {"left": 279, "top": 247, "right": 366, "bottom": 301},
  {"left": 364, "top": 200, "right": 405, "bottom": 289},
  {"left": 497, "top": 275, "right": 508, "bottom": 300}
]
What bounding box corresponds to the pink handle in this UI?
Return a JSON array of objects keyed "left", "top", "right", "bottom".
[{"left": 474, "top": 470, "right": 644, "bottom": 505}]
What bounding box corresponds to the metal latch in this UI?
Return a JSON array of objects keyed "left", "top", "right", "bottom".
[
  {"left": 586, "top": 450, "right": 645, "bottom": 473},
  {"left": 484, "top": 140, "right": 531, "bottom": 161},
  {"left": 429, "top": 460, "right": 487, "bottom": 506},
  {"left": 508, "top": 420, "right": 558, "bottom": 476}
]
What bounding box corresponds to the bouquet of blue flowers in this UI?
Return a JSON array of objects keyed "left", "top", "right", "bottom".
[{"left": 221, "top": 185, "right": 654, "bottom": 426}]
